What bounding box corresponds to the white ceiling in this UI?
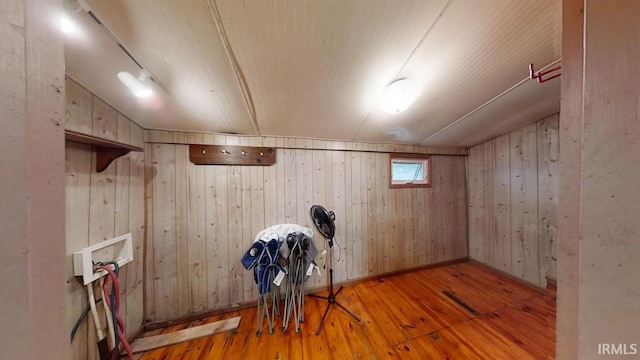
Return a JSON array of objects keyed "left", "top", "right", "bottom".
[{"left": 63, "top": 0, "right": 561, "bottom": 147}]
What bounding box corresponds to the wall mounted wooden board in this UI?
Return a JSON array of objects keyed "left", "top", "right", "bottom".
[{"left": 189, "top": 144, "right": 275, "bottom": 166}]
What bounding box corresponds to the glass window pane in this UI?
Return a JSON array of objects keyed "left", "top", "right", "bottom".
[
  {"left": 392, "top": 162, "right": 422, "bottom": 181},
  {"left": 389, "top": 155, "right": 431, "bottom": 188}
]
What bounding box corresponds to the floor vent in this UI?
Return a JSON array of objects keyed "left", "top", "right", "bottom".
[{"left": 443, "top": 290, "right": 480, "bottom": 316}]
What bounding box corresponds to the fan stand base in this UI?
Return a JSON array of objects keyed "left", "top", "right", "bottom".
[{"left": 307, "top": 268, "right": 361, "bottom": 335}]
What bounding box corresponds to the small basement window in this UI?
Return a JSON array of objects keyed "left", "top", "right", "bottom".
[{"left": 389, "top": 154, "right": 431, "bottom": 188}]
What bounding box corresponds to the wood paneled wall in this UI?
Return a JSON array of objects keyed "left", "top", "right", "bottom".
[
  {"left": 65, "top": 78, "right": 145, "bottom": 359},
  {"left": 467, "top": 114, "right": 558, "bottom": 287},
  {"left": 144, "top": 130, "right": 468, "bottom": 321},
  {"left": 2, "top": 1, "right": 68, "bottom": 358},
  {"left": 560, "top": 1, "right": 640, "bottom": 355}
]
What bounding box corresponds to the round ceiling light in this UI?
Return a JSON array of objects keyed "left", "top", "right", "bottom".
[
  {"left": 117, "top": 71, "right": 153, "bottom": 98},
  {"left": 377, "top": 78, "right": 421, "bottom": 115},
  {"left": 60, "top": 16, "right": 76, "bottom": 34}
]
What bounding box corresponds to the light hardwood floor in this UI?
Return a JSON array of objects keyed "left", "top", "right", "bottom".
[{"left": 135, "top": 261, "right": 556, "bottom": 359}]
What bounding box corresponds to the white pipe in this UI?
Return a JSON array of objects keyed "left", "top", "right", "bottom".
[{"left": 87, "top": 283, "right": 105, "bottom": 341}]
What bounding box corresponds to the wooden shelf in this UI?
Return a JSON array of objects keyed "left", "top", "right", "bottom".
[{"left": 65, "top": 130, "right": 143, "bottom": 172}]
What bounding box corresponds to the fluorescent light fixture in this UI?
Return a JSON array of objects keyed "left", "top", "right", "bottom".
[
  {"left": 378, "top": 78, "right": 421, "bottom": 114},
  {"left": 117, "top": 71, "right": 153, "bottom": 98},
  {"left": 60, "top": 16, "right": 76, "bottom": 34}
]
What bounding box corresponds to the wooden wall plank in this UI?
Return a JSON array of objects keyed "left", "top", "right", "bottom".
[
  {"left": 537, "top": 115, "right": 559, "bottom": 281},
  {"left": 296, "top": 144, "right": 317, "bottom": 287},
  {"left": 311, "top": 147, "right": 327, "bottom": 289},
  {"left": 447, "top": 157, "right": 463, "bottom": 260},
  {"left": 482, "top": 140, "right": 495, "bottom": 268},
  {"left": 509, "top": 123, "right": 539, "bottom": 286},
  {"left": 203, "top": 147, "right": 219, "bottom": 309},
  {"left": 274, "top": 139, "right": 286, "bottom": 224},
  {"left": 92, "top": 97, "right": 118, "bottom": 141},
  {"left": 388, "top": 183, "right": 403, "bottom": 270},
  {"left": 152, "top": 143, "right": 178, "bottom": 320},
  {"left": 492, "top": 134, "right": 512, "bottom": 273},
  {"left": 238, "top": 137, "right": 255, "bottom": 302},
  {"left": 283, "top": 148, "right": 297, "bottom": 223},
  {"left": 416, "top": 188, "right": 436, "bottom": 266},
  {"left": 144, "top": 142, "right": 156, "bottom": 321},
  {"left": 174, "top": 145, "right": 189, "bottom": 315},
  {"left": 452, "top": 156, "right": 469, "bottom": 259},
  {"left": 115, "top": 117, "right": 131, "bottom": 320},
  {"left": 88, "top": 151, "right": 116, "bottom": 246},
  {"left": 332, "top": 150, "right": 347, "bottom": 283},
  {"left": 375, "top": 149, "right": 390, "bottom": 273},
  {"left": 65, "top": 78, "right": 93, "bottom": 134},
  {"left": 344, "top": 151, "right": 355, "bottom": 280},
  {"left": 365, "top": 152, "right": 377, "bottom": 276},
  {"left": 116, "top": 113, "right": 131, "bottom": 144},
  {"left": 249, "top": 137, "right": 265, "bottom": 299},
  {"left": 148, "top": 130, "right": 173, "bottom": 143},
  {"left": 226, "top": 135, "right": 244, "bottom": 305},
  {"left": 435, "top": 156, "right": 457, "bottom": 263},
  {"left": 262, "top": 137, "right": 278, "bottom": 228},
  {"left": 297, "top": 142, "right": 314, "bottom": 232},
  {"left": 172, "top": 132, "right": 186, "bottom": 144},
  {"left": 323, "top": 147, "right": 334, "bottom": 284},
  {"left": 349, "top": 152, "right": 364, "bottom": 279},
  {"left": 402, "top": 188, "right": 416, "bottom": 268},
  {"left": 126, "top": 135, "right": 145, "bottom": 336},
  {"left": 468, "top": 145, "right": 485, "bottom": 262},
  {"left": 359, "top": 151, "right": 370, "bottom": 278},
  {"left": 186, "top": 133, "right": 208, "bottom": 312},
  {"left": 130, "top": 122, "right": 146, "bottom": 149},
  {"left": 311, "top": 149, "right": 327, "bottom": 210},
  {"left": 557, "top": 1, "right": 583, "bottom": 356},
  {"left": 420, "top": 183, "right": 432, "bottom": 266},
  {"left": 206, "top": 133, "right": 228, "bottom": 310},
  {"left": 65, "top": 143, "right": 92, "bottom": 360}
]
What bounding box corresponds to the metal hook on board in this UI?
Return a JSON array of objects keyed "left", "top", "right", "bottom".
[{"left": 529, "top": 62, "right": 562, "bottom": 83}]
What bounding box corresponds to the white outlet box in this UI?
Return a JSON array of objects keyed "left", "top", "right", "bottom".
[{"left": 73, "top": 233, "right": 134, "bottom": 285}]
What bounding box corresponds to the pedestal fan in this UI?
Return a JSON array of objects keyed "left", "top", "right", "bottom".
[{"left": 308, "top": 205, "right": 361, "bottom": 335}]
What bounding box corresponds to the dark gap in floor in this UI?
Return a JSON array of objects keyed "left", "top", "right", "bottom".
[{"left": 442, "top": 290, "right": 480, "bottom": 316}]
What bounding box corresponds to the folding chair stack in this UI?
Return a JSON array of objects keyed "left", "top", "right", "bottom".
[
  {"left": 255, "top": 239, "right": 282, "bottom": 335},
  {"left": 282, "top": 232, "right": 312, "bottom": 333},
  {"left": 240, "top": 224, "right": 317, "bottom": 336}
]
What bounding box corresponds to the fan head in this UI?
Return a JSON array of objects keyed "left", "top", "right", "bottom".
[{"left": 310, "top": 205, "right": 335, "bottom": 240}]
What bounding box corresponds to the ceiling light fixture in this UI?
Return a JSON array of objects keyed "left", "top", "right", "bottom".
[
  {"left": 378, "top": 78, "right": 421, "bottom": 114},
  {"left": 117, "top": 71, "right": 153, "bottom": 98},
  {"left": 60, "top": 16, "right": 76, "bottom": 34}
]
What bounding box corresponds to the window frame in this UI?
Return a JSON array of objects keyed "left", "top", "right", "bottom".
[{"left": 389, "top": 153, "right": 432, "bottom": 189}]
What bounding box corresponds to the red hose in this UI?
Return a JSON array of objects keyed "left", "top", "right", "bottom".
[{"left": 99, "top": 265, "right": 134, "bottom": 360}]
